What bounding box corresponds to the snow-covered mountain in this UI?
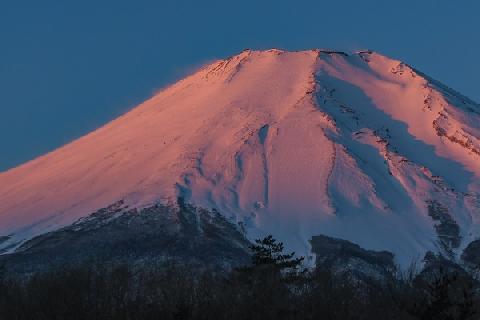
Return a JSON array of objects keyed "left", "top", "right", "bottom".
[{"left": 1, "top": 49, "right": 479, "bottom": 267}]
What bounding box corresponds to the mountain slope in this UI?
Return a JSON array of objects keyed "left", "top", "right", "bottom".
[
  {"left": 0, "top": 201, "right": 251, "bottom": 274},
  {"left": 1, "top": 49, "right": 479, "bottom": 266}
]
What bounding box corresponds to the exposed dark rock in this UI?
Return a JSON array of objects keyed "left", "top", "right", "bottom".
[
  {"left": 310, "top": 234, "right": 396, "bottom": 281},
  {"left": 318, "top": 50, "right": 349, "bottom": 57},
  {"left": 0, "top": 200, "right": 251, "bottom": 275},
  {"left": 357, "top": 50, "right": 373, "bottom": 62},
  {"left": 432, "top": 120, "right": 480, "bottom": 156},
  {"left": 426, "top": 200, "right": 461, "bottom": 256}
]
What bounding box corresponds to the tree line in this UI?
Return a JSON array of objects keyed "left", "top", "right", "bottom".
[{"left": 0, "top": 235, "right": 478, "bottom": 320}]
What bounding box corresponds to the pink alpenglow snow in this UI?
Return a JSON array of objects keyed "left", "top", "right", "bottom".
[{"left": 1, "top": 49, "right": 479, "bottom": 266}]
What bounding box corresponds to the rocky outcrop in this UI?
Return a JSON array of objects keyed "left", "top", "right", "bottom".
[
  {"left": 433, "top": 119, "right": 480, "bottom": 156},
  {"left": 426, "top": 200, "right": 461, "bottom": 256},
  {"left": 310, "top": 235, "right": 396, "bottom": 281}
]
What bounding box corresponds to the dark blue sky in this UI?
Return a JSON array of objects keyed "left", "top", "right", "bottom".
[{"left": 1, "top": 0, "right": 478, "bottom": 171}]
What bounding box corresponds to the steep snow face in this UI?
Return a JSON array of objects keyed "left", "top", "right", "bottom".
[{"left": 1, "top": 49, "right": 479, "bottom": 266}]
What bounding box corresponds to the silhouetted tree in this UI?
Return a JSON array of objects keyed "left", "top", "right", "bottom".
[
  {"left": 248, "top": 235, "right": 304, "bottom": 275},
  {"left": 412, "top": 269, "right": 477, "bottom": 320}
]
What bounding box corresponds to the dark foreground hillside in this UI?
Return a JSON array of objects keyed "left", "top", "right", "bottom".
[
  {"left": 0, "top": 199, "right": 251, "bottom": 275},
  {"left": 0, "top": 235, "right": 479, "bottom": 320}
]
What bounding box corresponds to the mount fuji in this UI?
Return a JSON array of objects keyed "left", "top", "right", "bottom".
[{"left": 1, "top": 49, "right": 480, "bottom": 269}]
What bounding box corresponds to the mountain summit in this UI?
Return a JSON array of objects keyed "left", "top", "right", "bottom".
[{"left": 1, "top": 49, "right": 479, "bottom": 266}]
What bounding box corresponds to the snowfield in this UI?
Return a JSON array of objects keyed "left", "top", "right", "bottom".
[{"left": 1, "top": 49, "right": 479, "bottom": 267}]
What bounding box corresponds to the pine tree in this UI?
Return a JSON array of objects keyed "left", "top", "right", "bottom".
[{"left": 249, "top": 235, "right": 304, "bottom": 275}]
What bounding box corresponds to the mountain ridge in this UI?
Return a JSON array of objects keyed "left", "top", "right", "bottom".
[{"left": 1, "top": 48, "right": 479, "bottom": 267}]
